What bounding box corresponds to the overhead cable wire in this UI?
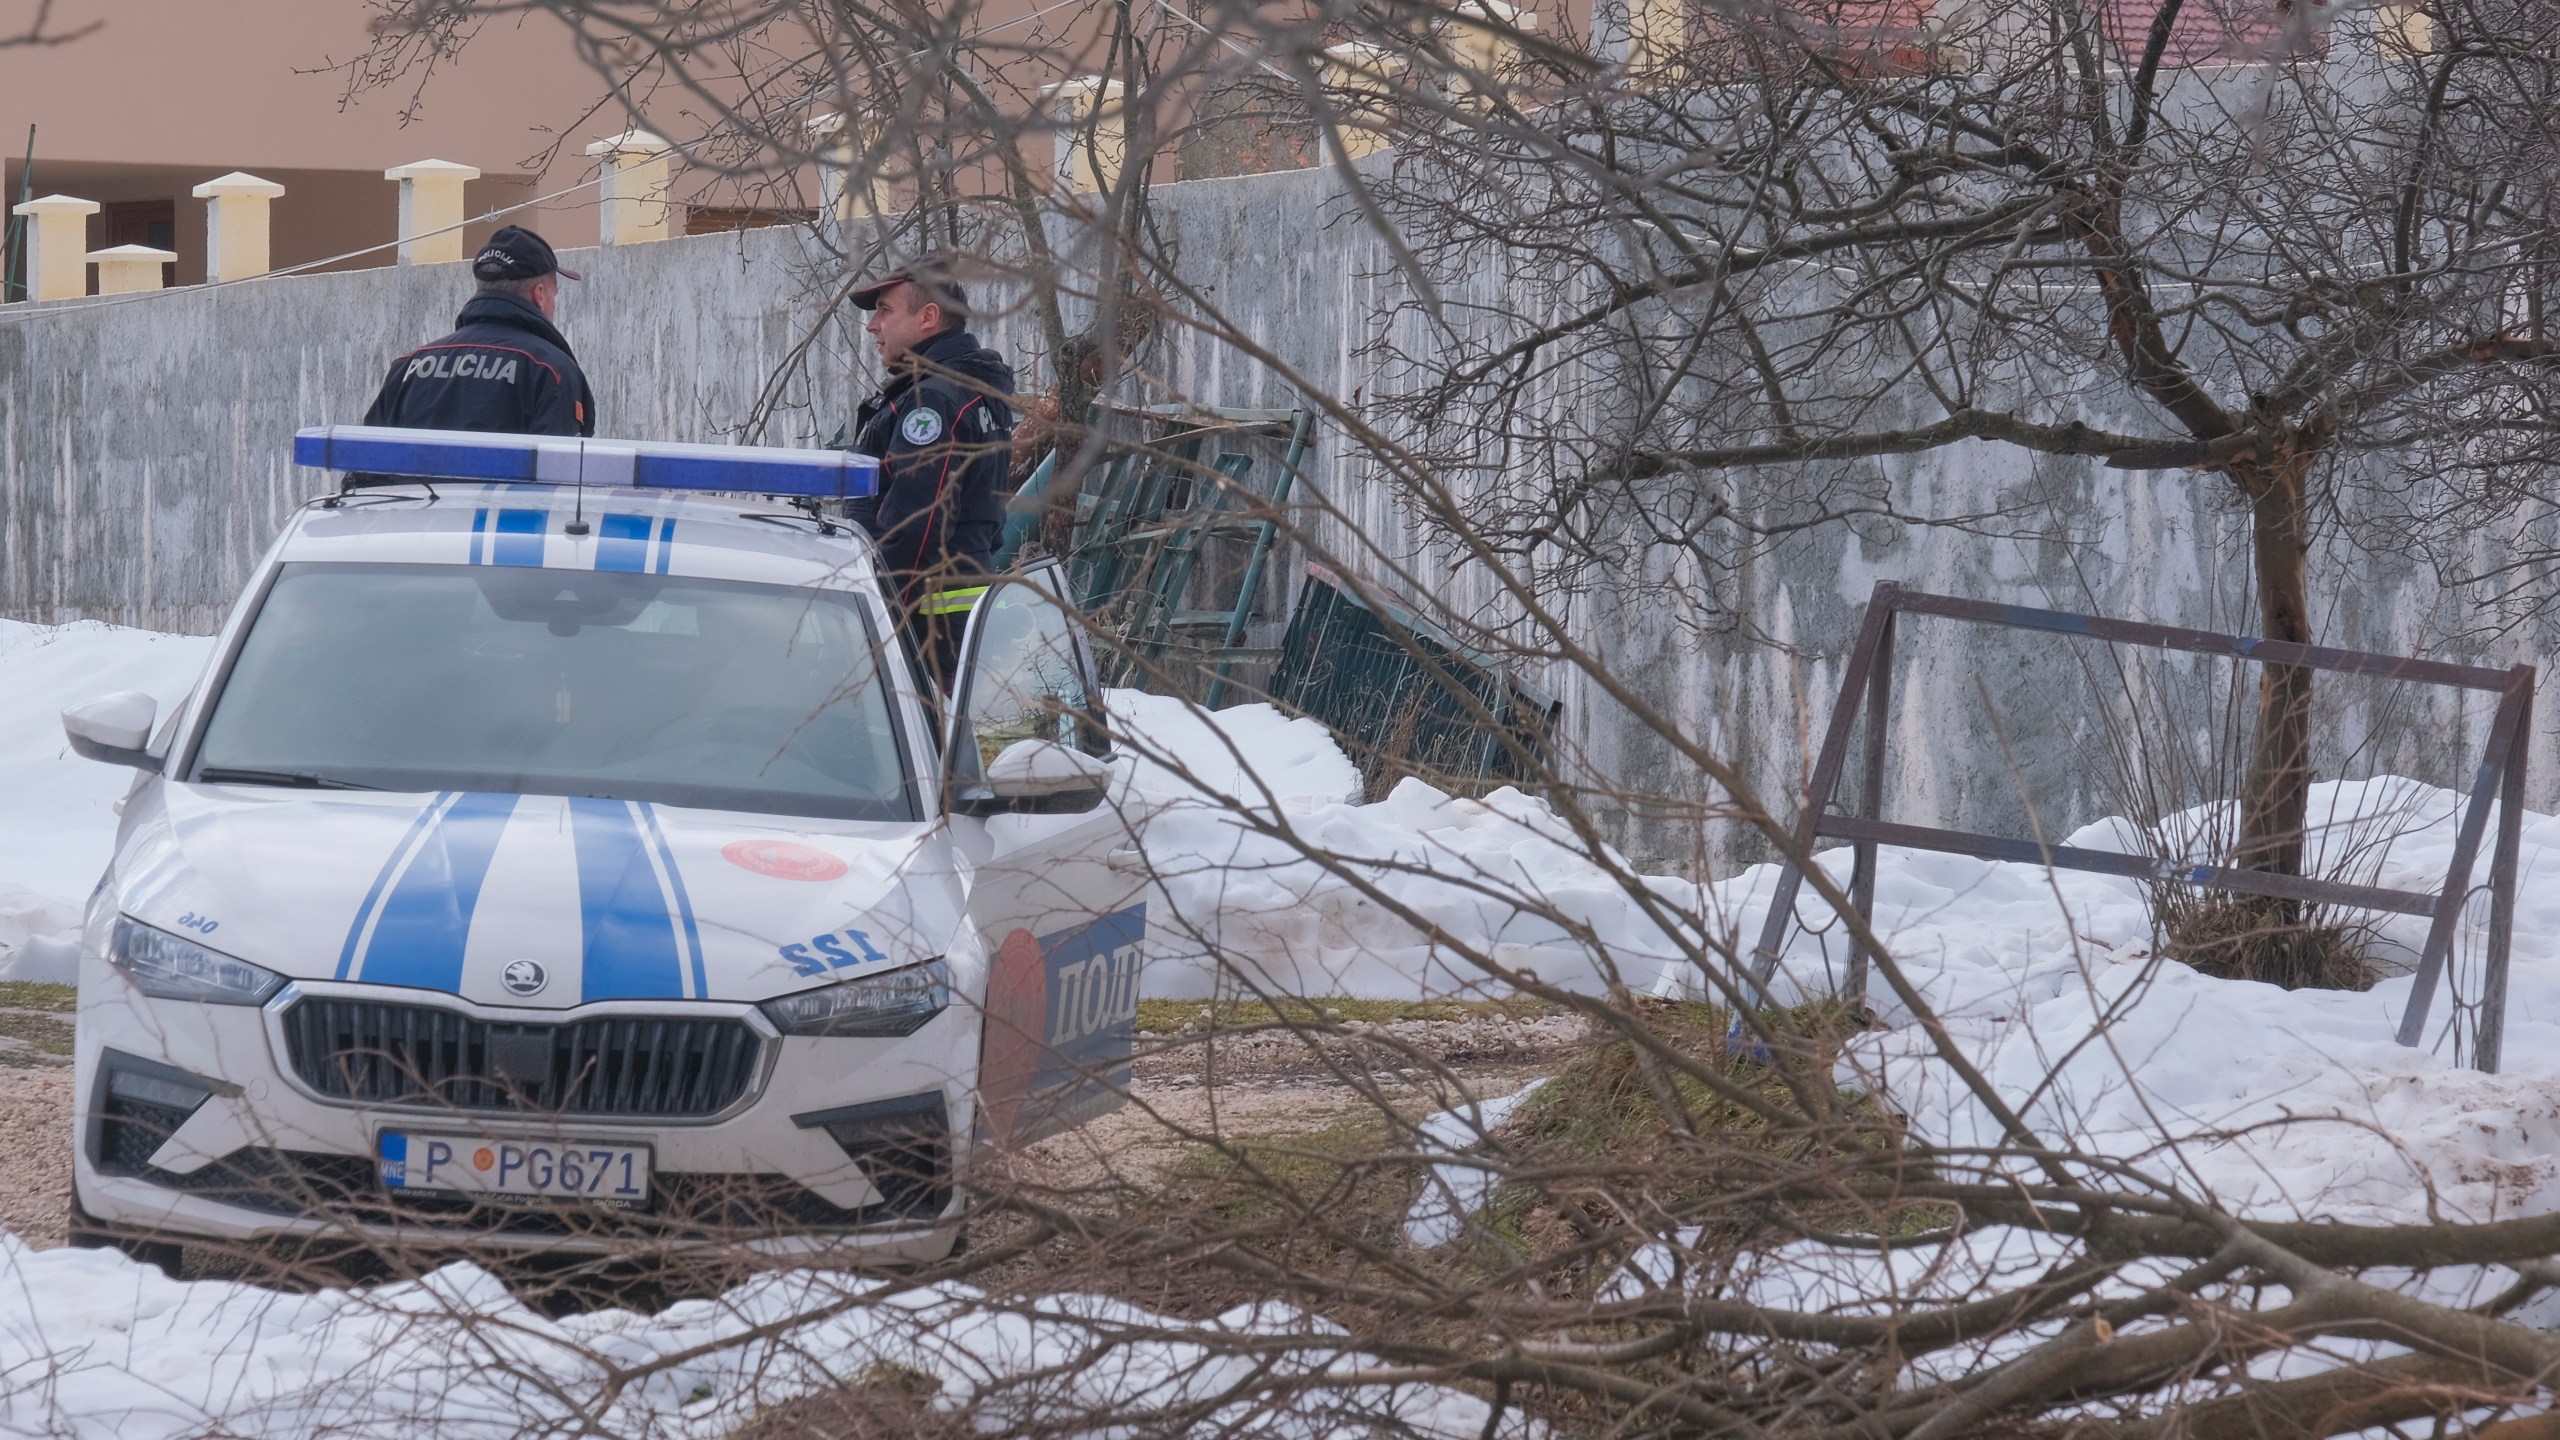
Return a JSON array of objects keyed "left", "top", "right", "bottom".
[{"left": 0, "top": 0, "right": 1105, "bottom": 325}]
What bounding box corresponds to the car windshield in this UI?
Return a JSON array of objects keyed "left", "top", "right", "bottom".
[{"left": 189, "top": 562, "right": 915, "bottom": 821}]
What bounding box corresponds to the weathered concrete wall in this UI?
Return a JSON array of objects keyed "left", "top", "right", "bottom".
[
  {"left": 1123, "top": 165, "right": 2557, "bottom": 871},
  {"left": 0, "top": 224, "right": 919, "bottom": 631},
  {"left": 2, "top": 165, "right": 2548, "bottom": 876}
]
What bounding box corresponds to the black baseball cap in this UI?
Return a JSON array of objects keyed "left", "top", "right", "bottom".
[
  {"left": 473, "top": 225, "right": 582, "bottom": 282},
  {"left": 851, "top": 251, "right": 969, "bottom": 317}
]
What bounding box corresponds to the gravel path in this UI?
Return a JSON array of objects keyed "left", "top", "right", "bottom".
[
  {"left": 0, "top": 1069, "right": 70, "bottom": 1248},
  {"left": 1016, "top": 1014, "right": 1589, "bottom": 1192},
  {"left": 0, "top": 1014, "right": 1588, "bottom": 1253}
]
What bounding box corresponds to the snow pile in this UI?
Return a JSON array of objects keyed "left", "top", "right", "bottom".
[
  {"left": 1108, "top": 687, "right": 1361, "bottom": 811},
  {"left": 1778, "top": 777, "right": 2560, "bottom": 1227},
  {"left": 0, "top": 1239, "right": 1519, "bottom": 1439},
  {"left": 7, "top": 627, "right": 2560, "bottom": 1233},
  {"left": 0, "top": 620, "right": 216, "bottom": 978},
  {"left": 1604, "top": 1220, "right": 2560, "bottom": 1400},
  {"left": 1110, "top": 691, "right": 2560, "bottom": 1229},
  {"left": 1403, "top": 1083, "right": 1545, "bottom": 1249},
  {"left": 1111, "top": 685, "right": 1710, "bottom": 1000}
]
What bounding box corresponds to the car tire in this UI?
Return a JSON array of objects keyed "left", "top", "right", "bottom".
[{"left": 66, "top": 1195, "right": 185, "bottom": 1277}]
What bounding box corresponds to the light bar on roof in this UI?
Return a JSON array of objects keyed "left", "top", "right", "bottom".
[{"left": 292, "top": 425, "right": 879, "bottom": 499}]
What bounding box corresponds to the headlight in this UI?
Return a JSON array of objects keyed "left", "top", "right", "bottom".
[
  {"left": 109, "top": 918, "right": 285, "bottom": 1006},
  {"left": 761, "top": 959, "right": 951, "bottom": 1037}
]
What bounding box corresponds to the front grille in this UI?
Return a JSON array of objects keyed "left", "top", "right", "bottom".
[
  {"left": 280, "top": 998, "right": 764, "bottom": 1118},
  {"left": 95, "top": 1092, "right": 191, "bottom": 1176}
]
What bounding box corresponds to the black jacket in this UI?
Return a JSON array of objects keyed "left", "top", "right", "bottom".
[
  {"left": 846, "top": 329, "right": 1016, "bottom": 599},
  {"left": 362, "top": 292, "right": 597, "bottom": 437}
]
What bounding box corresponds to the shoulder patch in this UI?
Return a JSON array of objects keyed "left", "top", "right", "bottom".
[{"left": 900, "top": 407, "right": 944, "bottom": 446}]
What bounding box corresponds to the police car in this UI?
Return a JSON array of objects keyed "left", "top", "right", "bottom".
[{"left": 61, "top": 426, "right": 1146, "bottom": 1267}]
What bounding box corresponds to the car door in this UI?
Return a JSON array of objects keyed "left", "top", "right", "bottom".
[{"left": 948, "top": 560, "right": 1150, "bottom": 1147}]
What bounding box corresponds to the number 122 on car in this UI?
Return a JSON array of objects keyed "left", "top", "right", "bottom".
[{"left": 378, "top": 1131, "right": 652, "bottom": 1202}]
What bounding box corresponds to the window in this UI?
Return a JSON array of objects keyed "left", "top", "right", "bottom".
[
  {"left": 954, "top": 578, "right": 1096, "bottom": 772},
  {"left": 190, "top": 563, "right": 915, "bottom": 821}
]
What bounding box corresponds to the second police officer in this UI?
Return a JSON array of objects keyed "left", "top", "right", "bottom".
[{"left": 843, "top": 252, "right": 1018, "bottom": 686}]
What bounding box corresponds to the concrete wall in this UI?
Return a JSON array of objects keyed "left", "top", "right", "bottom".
[
  {"left": 1, "top": 161, "right": 2547, "bottom": 876},
  {"left": 0, "top": 223, "right": 894, "bottom": 633},
  {"left": 1127, "top": 165, "right": 2557, "bottom": 872}
]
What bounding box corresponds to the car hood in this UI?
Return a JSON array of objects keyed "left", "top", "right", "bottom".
[{"left": 111, "top": 784, "right": 962, "bottom": 1007}]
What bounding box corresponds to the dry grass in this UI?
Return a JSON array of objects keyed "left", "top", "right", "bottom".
[
  {"left": 0, "top": 983, "right": 74, "bottom": 1014},
  {"left": 726, "top": 1363, "right": 971, "bottom": 1440},
  {"left": 1134, "top": 994, "right": 1563, "bottom": 1033},
  {"left": 1093, "top": 1001, "right": 1912, "bottom": 1311},
  {"left": 2158, "top": 892, "right": 2376, "bottom": 991}
]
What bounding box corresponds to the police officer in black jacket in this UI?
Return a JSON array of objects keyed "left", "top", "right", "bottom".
[
  {"left": 363, "top": 225, "right": 597, "bottom": 437},
  {"left": 844, "top": 253, "right": 1017, "bottom": 683}
]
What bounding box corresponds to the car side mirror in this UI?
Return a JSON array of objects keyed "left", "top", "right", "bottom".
[
  {"left": 63, "top": 692, "right": 162, "bottom": 772},
  {"left": 973, "top": 738, "right": 1110, "bottom": 814}
]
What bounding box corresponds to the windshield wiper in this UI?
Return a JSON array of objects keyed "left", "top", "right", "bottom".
[{"left": 192, "top": 767, "right": 383, "bottom": 791}]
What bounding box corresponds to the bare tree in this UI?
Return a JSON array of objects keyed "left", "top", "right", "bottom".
[
  {"left": 0, "top": 0, "right": 99, "bottom": 49},
  {"left": 1348, "top": 0, "right": 2560, "bottom": 953},
  {"left": 113, "top": 6, "right": 2560, "bottom": 1440}
]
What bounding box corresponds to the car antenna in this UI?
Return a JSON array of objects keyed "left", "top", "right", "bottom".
[{"left": 564, "top": 440, "right": 590, "bottom": 536}]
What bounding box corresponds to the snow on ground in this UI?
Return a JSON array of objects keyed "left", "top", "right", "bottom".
[
  {"left": 1112, "top": 686, "right": 2560, "bottom": 1231},
  {"left": 1743, "top": 778, "right": 2560, "bottom": 1228},
  {"left": 1403, "top": 1083, "right": 1545, "bottom": 1250},
  {"left": 1109, "top": 687, "right": 1703, "bottom": 1000},
  {"left": 0, "top": 1239, "right": 1518, "bottom": 1439},
  {"left": 4, "top": 623, "right": 2560, "bottom": 1427},
  {"left": 0, "top": 620, "right": 215, "bottom": 979},
  {"left": 9, "top": 632, "right": 2558, "bottom": 1228},
  {"left": 1602, "top": 1217, "right": 2560, "bottom": 1400}
]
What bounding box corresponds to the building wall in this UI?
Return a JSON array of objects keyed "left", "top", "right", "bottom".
[
  {"left": 0, "top": 158, "right": 2543, "bottom": 877},
  {"left": 0, "top": 0, "right": 613, "bottom": 259}
]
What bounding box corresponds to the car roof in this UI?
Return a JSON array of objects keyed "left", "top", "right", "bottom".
[{"left": 277, "top": 483, "right": 880, "bottom": 591}]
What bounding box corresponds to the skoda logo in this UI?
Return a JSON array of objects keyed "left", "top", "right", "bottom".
[{"left": 501, "top": 959, "right": 548, "bottom": 997}]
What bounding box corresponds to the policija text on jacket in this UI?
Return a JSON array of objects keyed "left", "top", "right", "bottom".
[{"left": 363, "top": 290, "right": 598, "bottom": 437}]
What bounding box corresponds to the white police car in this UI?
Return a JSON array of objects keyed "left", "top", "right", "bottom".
[{"left": 61, "top": 427, "right": 1146, "bottom": 1267}]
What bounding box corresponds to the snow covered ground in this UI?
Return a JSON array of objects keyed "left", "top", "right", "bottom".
[
  {"left": 4, "top": 618, "right": 2560, "bottom": 1431},
  {"left": 10, "top": 622, "right": 2560, "bottom": 1231},
  {"left": 0, "top": 1236, "right": 1518, "bottom": 1439},
  {"left": 1108, "top": 687, "right": 2560, "bottom": 1231},
  {"left": 1797, "top": 782, "right": 2560, "bottom": 1228},
  {"left": 0, "top": 620, "right": 214, "bottom": 980}
]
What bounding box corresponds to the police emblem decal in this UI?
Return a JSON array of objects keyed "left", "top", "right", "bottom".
[
  {"left": 501, "top": 959, "right": 548, "bottom": 997},
  {"left": 900, "top": 408, "right": 943, "bottom": 445}
]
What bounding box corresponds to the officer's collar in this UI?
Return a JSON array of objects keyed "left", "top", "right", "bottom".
[
  {"left": 893, "top": 327, "right": 977, "bottom": 373},
  {"left": 457, "top": 291, "right": 575, "bottom": 351}
]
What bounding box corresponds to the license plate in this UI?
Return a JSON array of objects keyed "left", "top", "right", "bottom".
[{"left": 378, "top": 1132, "right": 652, "bottom": 1202}]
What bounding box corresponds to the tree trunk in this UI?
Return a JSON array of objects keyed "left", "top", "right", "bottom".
[{"left": 2234, "top": 450, "right": 2316, "bottom": 877}]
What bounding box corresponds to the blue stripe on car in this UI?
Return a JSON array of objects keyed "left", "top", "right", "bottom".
[
  {"left": 637, "top": 802, "right": 707, "bottom": 998},
  {"left": 491, "top": 508, "right": 547, "bottom": 567},
  {"left": 569, "top": 797, "right": 685, "bottom": 1000},
  {"left": 468, "top": 509, "right": 489, "bottom": 566},
  {"left": 356, "top": 791, "right": 522, "bottom": 991},
  {"left": 594, "top": 512, "right": 653, "bottom": 573},
  {"left": 334, "top": 794, "right": 454, "bottom": 980},
  {"left": 652, "top": 517, "right": 677, "bottom": 574}
]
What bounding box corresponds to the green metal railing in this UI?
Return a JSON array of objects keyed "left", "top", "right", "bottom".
[
  {"left": 1268, "top": 562, "right": 1557, "bottom": 798},
  {"left": 1012, "top": 406, "right": 1557, "bottom": 795},
  {"left": 1015, "top": 404, "right": 1313, "bottom": 707}
]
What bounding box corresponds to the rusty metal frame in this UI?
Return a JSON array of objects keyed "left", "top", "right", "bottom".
[{"left": 1746, "top": 582, "right": 2535, "bottom": 1072}]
